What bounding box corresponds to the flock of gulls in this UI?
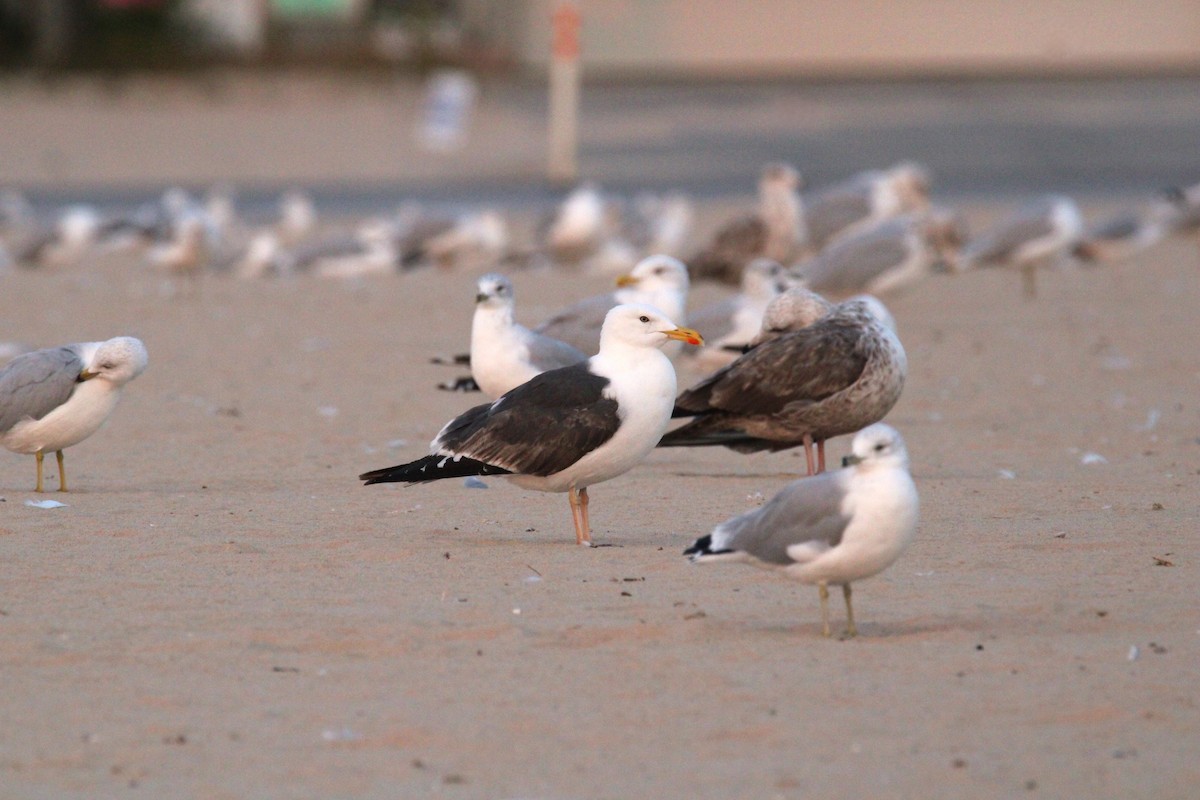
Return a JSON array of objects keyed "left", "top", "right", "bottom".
[{"left": 3, "top": 164, "right": 1199, "bottom": 636}]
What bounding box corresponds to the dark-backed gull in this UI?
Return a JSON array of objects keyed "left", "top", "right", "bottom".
[{"left": 360, "top": 305, "right": 702, "bottom": 545}]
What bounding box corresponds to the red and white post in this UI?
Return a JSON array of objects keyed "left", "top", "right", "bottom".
[{"left": 548, "top": 2, "right": 581, "bottom": 183}]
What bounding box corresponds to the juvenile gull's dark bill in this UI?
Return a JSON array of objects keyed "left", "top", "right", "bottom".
[
  {"left": 360, "top": 304, "right": 702, "bottom": 546},
  {"left": 1, "top": 337, "right": 149, "bottom": 492},
  {"left": 684, "top": 424, "right": 919, "bottom": 638}
]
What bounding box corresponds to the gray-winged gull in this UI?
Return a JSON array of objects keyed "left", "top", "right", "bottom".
[
  {"left": 360, "top": 305, "right": 703, "bottom": 545},
  {"left": 534, "top": 254, "right": 690, "bottom": 355},
  {"left": 659, "top": 294, "right": 905, "bottom": 477},
  {"left": 468, "top": 273, "right": 587, "bottom": 398},
  {"left": 684, "top": 423, "right": 918, "bottom": 637},
  {"left": 957, "top": 194, "right": 1083, "bottom": 298},
  {"left": 1, "top": 337, "right": 149, "bottom": 492},
  {"left": 804, "top": 162, "right": 931, "bottom": 251},
  {"left": 791, "top": 211, "right": 959, "bottom": 298}
]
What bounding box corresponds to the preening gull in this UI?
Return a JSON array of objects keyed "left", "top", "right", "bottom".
[
  {"left": 468, "top": 273, "right": 587, "bottom": 398},
  {"left": 660, "top": 294, "right": 906, "bottom": 476},
  {"left": 684, "top": 423, "right": 918, "bottom": 637},
  {"left": 685, "top": 259, "right": 788, "bottom": 369},
  {"left": 687, "top": 163, "right": 805, "bottom": 285},
  {"left": 1, "top": 337, "right": 149, "bottom": 492},
  {"left": 534, "top": 255, "right": 691, "bottom": 355},
  {"left": 360, "top": 305, "right": 703, "bottom": 545},
  {"left": 957, "top": 194, "right": 1083, "bottom": 298}
]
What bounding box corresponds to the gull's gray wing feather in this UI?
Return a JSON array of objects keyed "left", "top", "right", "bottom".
[
  {"left": 806, "top": 190, "right": 873, "bottom": 249},
  {"left": 716, "top": 472, "right": 851, "bottom": 565},
  {"left": 801, "top": 230, "right": 912, "bottom": 295},
  {"left": 525, "top": 331, "right": 588, "bottom": 372},
  {"left": 964, "top": 215, "right": 1056, "bottom": 264},
  {"left": 0, "top": 346, "right": 84, "bottom": 433},
  {"left": 533, "top": 292, "right": 617, "bottom": 354}
]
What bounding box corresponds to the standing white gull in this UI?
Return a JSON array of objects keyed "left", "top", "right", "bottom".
[
  {"left": 659, "top": 294, "right": 905, "bottom": 477},
  {"left": 957, "top": 194, "right": 1083, "bottom": 298},
  {"left": 687, "top": 163, "right": 805, "bottom": 285},
  {"left": 684, "top": 423, "right": 918, "bottom": 638},
  {"left": 534, "top": 255, "right": 691, "bottom": 355},
  {"left": 468, "top": 273, "right": 587, "bottom": 398},
  {"left": 1, "top": 337, "right": 149, "bottom": 492},
  {"left": 360, "top": 305, "right": 703, "bottom": 545}
]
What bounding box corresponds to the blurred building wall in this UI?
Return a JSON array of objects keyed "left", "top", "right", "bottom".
[{"left": 491, "top": 0, "right": 1200, "bottom": 77}]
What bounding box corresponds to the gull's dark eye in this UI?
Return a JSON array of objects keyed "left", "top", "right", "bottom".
[
  {"left": 874, "top": 442, "right": 886, "bottom": 452},
  {"left": 654, "top": 268, "right": 665, "bottom": 275},
  {"left": 638, "top": 315, "right": 650, "bottom": 323}
]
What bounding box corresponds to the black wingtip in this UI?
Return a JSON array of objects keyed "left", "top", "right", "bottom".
[
  {"left": 359, "top": 454, "right": 512, "bottom": 486},
  {"left": 682, "top": 534, "right": 713, "bottom": 557}
]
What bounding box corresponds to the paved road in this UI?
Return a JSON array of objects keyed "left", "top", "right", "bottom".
[{"left": 18, "top": 74, "right": 1200, "bottom": 215}]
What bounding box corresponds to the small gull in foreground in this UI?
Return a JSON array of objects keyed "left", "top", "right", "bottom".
[
  {"left": 684, "top": 423, "right": 919, "bottom": 637},
  {"left": 660, "top": 292, "right": 905, "bottom": 476},
  {"left": 360, "top": 305, "right": 702, "bottom": 545},
  {"left": 1, "top": 337, "right": 149, "bottom": 492}
]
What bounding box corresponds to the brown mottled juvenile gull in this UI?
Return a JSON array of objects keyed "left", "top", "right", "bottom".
[
  {"left": 659, "top": 295, "right": 906, "bottom": 477},
  {"left": 360, "top": 305, "right": 702, "bottom": 546},
  {"left": 804, "top": 162, "right": 931, "bottom": 251},
  {"left": 534, "top": 255, "right": 690, "bottom": 355},
  {"left": 468, "top": 273, "right": 587, "bottom": 399},
  {"left": 957, "top": 194, "right": 1083, "bottom": 298},
  {"left": 687, "top": 163, "right": 805, "bottom": 285},
  {"left": 684, "top": 423, "right": 918, "bottom": 638},
  {"left": 1, "top": 337, "right": 149, "bottom": 492}
]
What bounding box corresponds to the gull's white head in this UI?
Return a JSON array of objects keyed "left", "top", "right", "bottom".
[
  {"left": 842, "top": 423, "right": 909, "bottom": 471},
  {"left": 759, "top": 162, "right": 803, "bottom": 193},
  {"left": 81, "top": 337, "right": 149, "bottom": 386},
  {"left": 615, "top": 255, "right": 690, "bottom": 292},
  {"left": 598, "top": 304, "right": 703, "bottom": 351},
  {"left": 475, "top": 273, "right": 515, "bottom": 309}
]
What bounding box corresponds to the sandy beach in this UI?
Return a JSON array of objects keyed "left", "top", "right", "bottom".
[{"left": 2, "top": 75, "right": 1199, "bottom": 799}]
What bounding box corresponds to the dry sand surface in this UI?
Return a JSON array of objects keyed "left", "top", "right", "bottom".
[{"left": 1, "top": 218, "right": 1198, "bottom": 799}]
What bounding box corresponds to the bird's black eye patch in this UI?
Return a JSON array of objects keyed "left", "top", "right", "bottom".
[
  {"left": 874, "top": 442, "right": 886, "bottom": 452},
  {"left": 638, "top": 315, "right": 650, "bottom": 323}
]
